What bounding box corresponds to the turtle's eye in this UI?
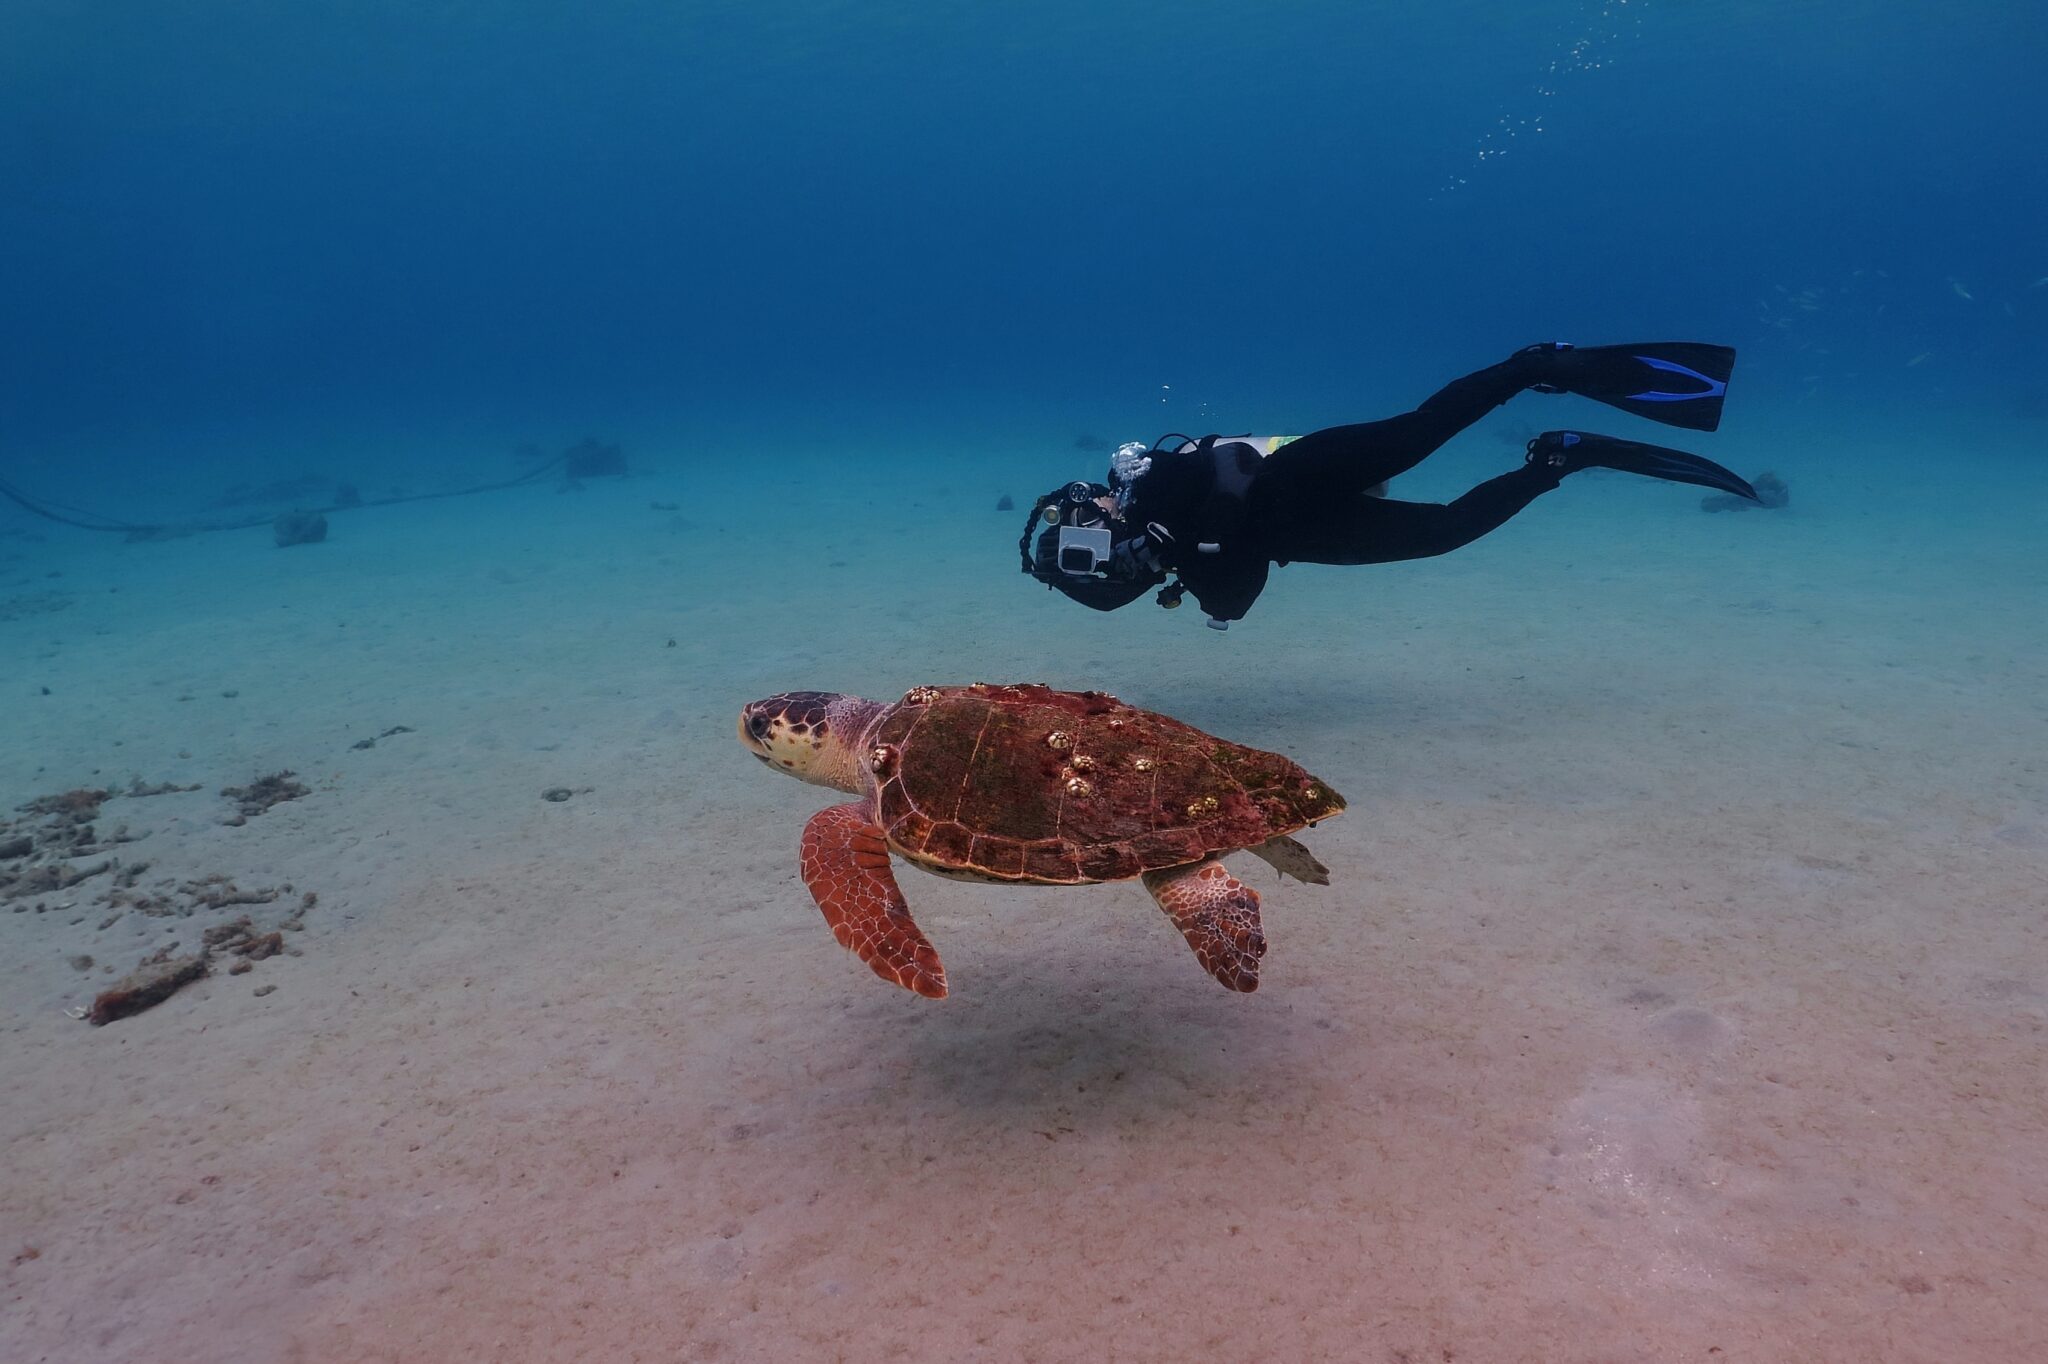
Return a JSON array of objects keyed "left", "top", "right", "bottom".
[{"left": 747, "top": 712, "right": 771, "bottom": 739}]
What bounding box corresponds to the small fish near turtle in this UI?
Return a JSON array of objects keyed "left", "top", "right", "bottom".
[{"left": 738, "top": 682, "right": 1345, "bottom": 997}]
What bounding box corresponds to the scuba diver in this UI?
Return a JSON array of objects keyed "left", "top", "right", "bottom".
[{"left": 1020, "top": 341, "right": 1758, "bottom": 629}]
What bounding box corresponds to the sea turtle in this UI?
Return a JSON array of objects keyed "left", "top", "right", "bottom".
[{"left": 737, "top": 682, "right": 1345, "bottom": 998}]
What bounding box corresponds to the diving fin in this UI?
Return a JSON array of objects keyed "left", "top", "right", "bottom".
[
  {"left": 1528, "top": 431, "right": 1759, "bottom": 502},
  {"left": 1524, "top": 341, "right": 1736, "bottom": 432}
]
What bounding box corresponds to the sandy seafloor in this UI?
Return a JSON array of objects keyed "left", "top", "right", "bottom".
[{"left": 2, "top": 413, "right": 2045, "bottom": 1363}]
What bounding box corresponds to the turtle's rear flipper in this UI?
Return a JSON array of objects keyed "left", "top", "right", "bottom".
[
  {"left": 801, "top": 803, "right": 948, "bottom": 998},
  {"left": 1143, "top": 858, "right": 1265, "bottom": 992},
  {"left": 1248, "top": 835, "right": 1329, "bottom": 885}
]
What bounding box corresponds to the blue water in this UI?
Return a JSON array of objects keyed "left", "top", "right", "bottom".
[
  {"left": 10, "top": 8, "right": 2048, "bottom": 1358},
  {"left": 4, "top": 0, "right": 2044, "bottom": 491}
]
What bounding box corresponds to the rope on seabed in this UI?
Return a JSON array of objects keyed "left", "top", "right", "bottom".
[{"left": 0, "top": 454, "right": 571, "bottom": 539}]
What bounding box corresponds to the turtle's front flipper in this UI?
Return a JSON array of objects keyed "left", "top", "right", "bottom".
[
  {"left": 1247, "top": 835, "right": 1329, "bottom": 885},
  {"left": 800, "top": 802, "right": 948, "bottom": 998},
  {"left": 1142, "top": 858, "right": 1265, "bottom": 992}
]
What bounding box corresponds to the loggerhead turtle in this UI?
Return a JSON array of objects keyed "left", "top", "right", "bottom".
[{"left": 737, "top": 682, "right": 1344, "bottom": 997}]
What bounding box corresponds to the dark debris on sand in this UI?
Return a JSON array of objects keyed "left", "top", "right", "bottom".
[
  {"left": 19, "top": 788, "right": 110, "bottom": 822},
  {"left": 1, "top": 777, "right": 324, "bottom": 1025},
  {"left": 5, "top": 790, "right": 123, "bottom": 891},
  {"left": 348, "top": 725, "right": 414, "bottom": 751},
  {"left": 71, "top": 884, "right": 320, "bottom": 1024},
  {"left": 86, "top": 951, "right": 209, "bottom": 1025},
  {"left": 221, "top": 771, "right": 309, "bottom": 820},
  {"left": 127, "top": 779, "right": 202, "bottom": 798}
]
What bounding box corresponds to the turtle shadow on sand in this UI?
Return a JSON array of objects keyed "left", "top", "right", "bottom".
[{"left": 838, "top": 949, "right": 1339, "bottom": 1126}]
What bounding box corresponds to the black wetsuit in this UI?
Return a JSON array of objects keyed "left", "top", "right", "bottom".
[{"left": 1068, "top": 351, "right": 1563, "bottom": 623}]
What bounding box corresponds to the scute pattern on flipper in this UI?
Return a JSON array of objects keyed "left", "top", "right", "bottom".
[
  {"left": 799, "top": 803, "right": 948, "bottom": 998},
  {"left": 1144, "top": 858, "right": 1266, "bottom": 992}
]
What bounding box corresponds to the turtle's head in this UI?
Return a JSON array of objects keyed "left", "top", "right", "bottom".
[{"left": 738, "top": 691, "right": 884, "bottom": 793}]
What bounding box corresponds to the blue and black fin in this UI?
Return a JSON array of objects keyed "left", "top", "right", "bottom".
[
  {"left": 1526, "top": 342, "right": 1736, "bottom": 432},
  {"left": 1529, "top": 431, "right": 1759, "bottom": 501}
]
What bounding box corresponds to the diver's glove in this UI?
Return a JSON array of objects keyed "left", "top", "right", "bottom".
[{"left": 1109, "top": 522, "right": 1175, "bottom": 578}]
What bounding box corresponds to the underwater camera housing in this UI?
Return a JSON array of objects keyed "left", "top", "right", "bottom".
[
  {"left": 1055, "top": 525, "right": 1112, "bottom": 574},
  {"left": 1021, "top": 480, "right": 1117, "bottom": 582}
]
